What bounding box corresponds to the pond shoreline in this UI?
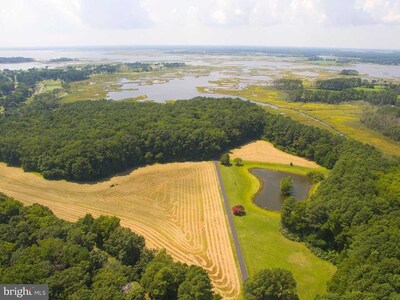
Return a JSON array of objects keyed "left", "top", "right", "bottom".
[{"left": 249, "top": 167, "right": 312, "bottom": 211}]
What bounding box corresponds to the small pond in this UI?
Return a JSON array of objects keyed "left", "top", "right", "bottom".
[{"left": 250, "top": 168, "right": 312, "bottom": 211}]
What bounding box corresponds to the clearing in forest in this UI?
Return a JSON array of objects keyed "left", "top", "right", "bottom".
[
  {"left": 219, "top": 162, "right": 336, "bottom": 300},
  {"left": 0, "top": 162, "right": 240, "bottom": 299},
  {"left": 230, "top": 140, "right": 319, "bottom": 168}
]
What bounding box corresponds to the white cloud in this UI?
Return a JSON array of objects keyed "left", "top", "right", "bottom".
[
  {"left": 0, "top": 0, "right": 399, "bottom": 49},
  {"left": 78, "top": 0, "right": 153, "bottom": 29},
  {"left": 250, "top": 0, "right": 283, "bottom": 26},
  {"left": 202, "top": 0, "right": 251, "bottom": 26},
  {"left": 361, "top": 0, "right": 400, "bottom": 24},
  {"left": 320, "top": 0, "right": 376, "bottom": 26},
  {"left": 0, "top": 0, "right": 80, "bottom": 33},
  {"left": 289, "top": 0, "right": 326, "bottom": 24}
]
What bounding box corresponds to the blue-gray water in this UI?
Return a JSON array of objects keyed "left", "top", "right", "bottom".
[{"left": 250, "top": 168, "right": 312, "bottom": 211}]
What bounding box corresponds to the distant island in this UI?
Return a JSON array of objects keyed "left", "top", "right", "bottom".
[
  {"left": 340, "top": 69, "right": 359, "bottom": 75},
  {"left": 48, "top": 57, "right": 78, "bottom": 63},
  {"left": 0, "top": 57, "right": 35, "bottom": 64}
]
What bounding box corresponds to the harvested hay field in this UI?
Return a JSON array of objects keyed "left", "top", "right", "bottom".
[
  {"left": 0, "top": 162, "right": 240, "bottom": 299},
  {"left": 230, "top": 140, "right": 319, "bottom": 168}
]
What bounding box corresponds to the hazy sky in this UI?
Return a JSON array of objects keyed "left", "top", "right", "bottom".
[{"left": 1, "top": 0, "right": 400, "bottom": 49}]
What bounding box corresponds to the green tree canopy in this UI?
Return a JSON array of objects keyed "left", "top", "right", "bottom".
[
  {"left": 220, "top": 153, "right": 230, "bottom": 165},
  {"left": 233, "top": 157, "right": 243, "bottom": 166},
  {"left": 178, "top": 265, "right": 214, "bottom": 300},
  {"left": 141, "top": 251, "right": 187, "bottom": 300},
  {"left": 280, "top": 176, "right": 293, "bottom": 196},
  {"left": 0, "top": 194, "right": 216, "bottom": 299},
  {"left": 244, "top": 268, "right": 299, "bottom": 300},
  {"left": 0, "top": 98, "right": 265, "bottom": 181}
]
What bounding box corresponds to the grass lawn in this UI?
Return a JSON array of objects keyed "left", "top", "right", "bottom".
[
  {"left": 39, "top": 79, "right": 63, "bottom": 93},
  {"left": 219, "top": 161, "right": 336, "bottom": 300}
]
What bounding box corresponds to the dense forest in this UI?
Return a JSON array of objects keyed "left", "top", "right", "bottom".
[
  {"left": 339, "top": 70, "right": 359, "bottom": 76},
  {"left": 263, "top": 113, "right": 345, "bottom": 169},
  {"left": 268, "top": 113, "right": 400, "bottom": 299},
  {"left": 0, "top": 98, "right": 265, "bottom": 181},
  {"left": 0, "top": 193, "right": 219, "bottom": 299},
  {"left": 315, "top": 78, "right": 373, "bottom": 90},
  {"left": 273, "top": 78, "right": 400, "bottom": 106},
  {"left": 361, "top": 106, "right": 400, "bottom": 141},
  {"left": 282, "top": 141, "right": 400, "bottom": 299},
  {"left": 288, "top": 88, "right": 398, "bottom": 105}
]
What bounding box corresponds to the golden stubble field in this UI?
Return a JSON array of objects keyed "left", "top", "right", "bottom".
[
  {"left": 230, "top": 140, "right": 319, "bottom": 168},
  {"left": 0, "top": 162, "right": 240, "bottom": 299}
]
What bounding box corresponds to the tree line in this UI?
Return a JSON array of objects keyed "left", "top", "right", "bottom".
[
  {"left": 0, "top": 193, "right": 219, "bottom": 299},
  {"left": 0, "top": 98, "right": 266, "bottom": 181},
  {"left": 125, "top": 62, "right": 185, "bottom": 72},
  {"left": 288, "top": 88, "right": 398, "bottom": 105},
  {"left": 339, "top": 69, "right": 359, "bottom": 76},
  {"left": 0, "top": 57, "right": 35, "bottom": 63},
  {"left": 263, "top": 113, "right": 345, "bottom": 169},
  {"left": 315, "top": 77, "right": 373, "bottom": 90},
  {"left": 361, "top": 105, "right": 400, "bottom": 141},
  {"left": 260, "top": 111, "right": 399, "bottom": 299},
  {"left": 280, "top": 139, "right": 399, "bottom": 299},
  {"left": 273, "top": 78, "right": 399, "bottom": 106}
]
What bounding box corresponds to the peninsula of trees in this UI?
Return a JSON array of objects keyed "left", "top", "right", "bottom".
[{"left": 0, "top": 57, "right": 35, "bottom": 64}]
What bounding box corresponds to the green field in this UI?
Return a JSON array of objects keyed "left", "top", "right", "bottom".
[
  {"left": 219, "top": 161, "right": 336, "bottom": 300},
  {"left": 39, "top": 79, "right": 63, "bottom": 93},
  {"left": 213, "top": 86, "right": 400, "bottom": 156}
]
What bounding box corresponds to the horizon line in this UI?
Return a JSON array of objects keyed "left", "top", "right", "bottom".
[{"left": 0, "top": 44, "right": 399, "bottom": 52}]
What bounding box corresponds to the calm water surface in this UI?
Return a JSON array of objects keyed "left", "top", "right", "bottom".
[
  {"left": 107, "top": 72, "right": 278, "bottom": 107},
  {"left": 250, "top": 168, "right": 312, "bottom": 211}
]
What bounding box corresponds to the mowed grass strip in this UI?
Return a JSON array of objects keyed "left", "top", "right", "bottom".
[
  {"left": 0, "top": 162, "right": 240, "bottom": 299},
  {"left": 219, "top": 161, "right": 336, "bottom": 300}
]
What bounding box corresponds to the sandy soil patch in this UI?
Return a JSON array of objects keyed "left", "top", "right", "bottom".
[{"left": 230, "top": 140, "right": 319, "bottom": 168}]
